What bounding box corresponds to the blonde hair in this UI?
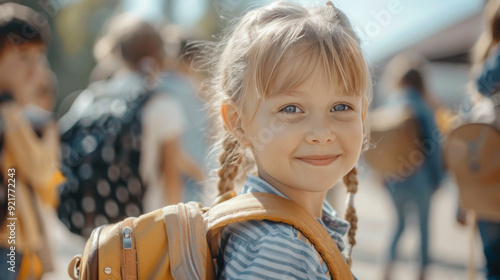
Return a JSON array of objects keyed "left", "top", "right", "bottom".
[
  {"left": 472, "top": 0, "right": 500, "bottom": 70},
  {"left": 205, "top": 0, "right": 371, "bottom": 266}
]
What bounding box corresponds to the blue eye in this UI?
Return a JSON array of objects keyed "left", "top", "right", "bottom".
[
  {"left": 331, "top": 104, "right": 351, "bottom": 112},
  {"left": 280, "top": 105, "right": 303, "bottom": 114}
]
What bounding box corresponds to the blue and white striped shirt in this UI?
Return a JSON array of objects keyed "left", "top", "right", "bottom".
[{"left": 215, "top": 175, "right": 351, "bottom": 279}]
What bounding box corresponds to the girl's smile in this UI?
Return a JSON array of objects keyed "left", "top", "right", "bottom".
[{"left": 295, "top": 154, "right": 340, "bottom": 166}]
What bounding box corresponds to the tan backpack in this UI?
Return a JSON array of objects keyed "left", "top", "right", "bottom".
[
  {"left": 363, "top": 105, "right": 421, "bottom": 179},
  {"left": 67, "top": 192, "right": 354, "bottom": 280},
  {"left": 444, "top": 123, "right": 500, "bottom": 221}
]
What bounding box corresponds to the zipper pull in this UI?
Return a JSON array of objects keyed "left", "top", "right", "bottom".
[{"left": 123, "top": 227, "right": 132, "bottom": 249}]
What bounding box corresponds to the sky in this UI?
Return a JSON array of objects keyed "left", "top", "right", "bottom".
[{"left": 121, "top": 0, "right": 484, "bottom": 62}]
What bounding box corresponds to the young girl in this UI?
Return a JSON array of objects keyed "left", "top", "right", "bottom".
[{"left": 204, "top": 1, "right": 371, "bottom": 278}]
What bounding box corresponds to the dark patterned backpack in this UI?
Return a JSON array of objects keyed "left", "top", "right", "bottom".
[{"left": 57, "top": 80, "right": 156, "bottom": 238}]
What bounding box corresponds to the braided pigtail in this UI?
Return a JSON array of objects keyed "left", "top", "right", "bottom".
[
  {"left": 342, "top": 167, "right": 358, "bottom": 267},
  {"left": 215, "top": 134, "right": 244, "bottom": 200}
]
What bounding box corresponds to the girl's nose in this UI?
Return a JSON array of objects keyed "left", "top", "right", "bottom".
[{"left": 305, "top": 120, "right": 336, "bottom": 145}]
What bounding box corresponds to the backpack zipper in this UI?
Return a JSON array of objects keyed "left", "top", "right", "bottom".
[
  {"left": 121, "top": 219, "right": 138, "bottom": 279},
  {"left": 123, "top": 227, "right": 132, "bottom": 248}
]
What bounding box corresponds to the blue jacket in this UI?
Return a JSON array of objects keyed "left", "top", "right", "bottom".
[
  {"left": 386, "top": 88, "right": 446, "bottom": 191},
  {"left": 477, "top": 46, "right": 500, "bottom": 97}
]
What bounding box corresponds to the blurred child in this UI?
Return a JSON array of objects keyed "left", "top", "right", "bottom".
[
  {"left": 203, "top": 1, "right": 371, "bottom": 278},
  {"left": 381, "top": 53, "right": 446, "bottom": 280},
  {"left": 58, "top": 15, "right": 204, "bottom": 237},
  {"left": 0, "top": 3, "right": 63, "bottom": 279},
  {"left": 154, "top": 34, "right": 212, "bottom": 205}
]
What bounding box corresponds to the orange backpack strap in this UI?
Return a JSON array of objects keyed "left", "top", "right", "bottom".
[{"left": 205, "top": 192, "right": 354, "bottom": 280}]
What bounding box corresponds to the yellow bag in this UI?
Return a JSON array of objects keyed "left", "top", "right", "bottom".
[
  {"left": 68, "top": 192, "right": 353, "bottom": 280},
  {"left": 444, "top": 123, "right": 500, "bottom": 222}
]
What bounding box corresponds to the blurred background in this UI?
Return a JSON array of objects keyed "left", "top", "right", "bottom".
[
  {"left": 9, "top": 0, "right": 483, "bottom": 112},
  {"left": 0, "top": 0, "right": 496, "bottom": 279}
]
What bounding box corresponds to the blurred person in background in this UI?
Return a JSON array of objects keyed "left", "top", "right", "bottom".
[
  {"left": 157, "top": 29, "right": 212, "bottom": 206},
  {"left": 465, "top": 0, "right": 500, "bottom": 278},
  {"left": 380, "top": 53, "right": 446, "bottom": 280},
  {"left": 472, "top": 0, "right": 500, "bottom": 128},
  {"left": 140, "top": 26, "right": 206, "bottom": 211},
  {"left": 0, "top": 3, "right": 64, "bottom": 279},
  {"left": 57, "top": 14, "right": 204, "bottom": 237}
]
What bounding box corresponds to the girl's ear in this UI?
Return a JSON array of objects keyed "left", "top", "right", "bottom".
[
  {"left": 221, "top": 102, "right": 239, "bottom": 131},
  {"left": 221, "top": 103, "right": 251, "bottom": 147}
]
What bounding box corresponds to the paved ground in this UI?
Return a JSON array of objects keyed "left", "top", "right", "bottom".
[{"left": 42, "top": 172, "right": 487, "bottom": 280}]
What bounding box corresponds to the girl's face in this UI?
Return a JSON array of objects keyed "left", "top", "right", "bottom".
[{"left": 240, "top": 67, "right": 364, "bottom": 197}]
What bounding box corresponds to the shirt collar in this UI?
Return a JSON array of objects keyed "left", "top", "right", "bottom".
[{"left": 242, "top": 175, "right": 350, "bottom": 239}]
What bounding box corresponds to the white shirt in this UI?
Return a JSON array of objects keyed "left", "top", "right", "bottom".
[{"left": 140, "top": 93, "right": 186, "bottom": 212}]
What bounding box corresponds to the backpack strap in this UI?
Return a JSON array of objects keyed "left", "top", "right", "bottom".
[{"left": 205, "top": 192, "right": 354, "bottom": 280}]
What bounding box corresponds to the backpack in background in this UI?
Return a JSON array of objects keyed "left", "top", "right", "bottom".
[
  {"left": 57, "top": 81, "right": 156, "bottom": 238},
  {"left": 444, "top": 123, "right": 500, "bottom": 222},
  {"left": 67, "top": 192, "right": 354, "bottom": 280},
  {"left": 363, "top": 104, "right": 422, "bottom": 180}
]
